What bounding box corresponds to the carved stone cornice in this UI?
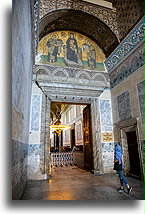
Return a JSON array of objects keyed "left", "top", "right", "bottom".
[{"left": 114, "top": 118, "right": 137, "bottom": 129}]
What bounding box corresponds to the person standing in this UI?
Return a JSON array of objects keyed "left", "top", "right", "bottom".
[
  {"left": 66, "top": 33, "right": 78, "bottom": 63},
  {"left": 114, "top": 144, "right": 132, "bottom": 194}
]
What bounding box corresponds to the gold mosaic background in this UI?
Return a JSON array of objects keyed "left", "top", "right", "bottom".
[{"left": 38, "top": 31, "right": 106, "bottom": 70}]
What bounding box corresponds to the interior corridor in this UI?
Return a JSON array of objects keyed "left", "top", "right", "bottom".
[{"left": 22, "top": 166, "right": 143, "bottom": 200}]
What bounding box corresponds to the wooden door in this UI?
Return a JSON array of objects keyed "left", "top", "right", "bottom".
[
  {"left": 71, "top": 129, "right": 75, "bottom": 149},
  {"left": 83, "top": 105, "right": 92, "bottom": 170},
  {"left": 126, "top": 131, "right": 141, "bottom": 179}
]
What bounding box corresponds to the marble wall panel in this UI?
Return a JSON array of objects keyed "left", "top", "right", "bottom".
[
  {"left": 12, "top": 139, "right": 28, "bottom": 168},
  {"left": 102, "top": 142, "right": 114, "bottom": 173},
  {"left": 12, "top": 0, "right": 34, "bottom": 199},
  {"left": 28, "top": 144, "right": 41, "bottom": 155},
  {"left": 30, "top": 94, "right": 42, "bottom": 131},
  {"left": 137, "top": 81, "right": 144, "bottom": 124},
  {"left": 117, "top": 91, "right": 132, "bottom": 122},
  {"left": 100, "top": 99, "right": 113, "bottom": 132},
  {"left": 27, "top": 144, "right": 45, "bottom": 180},
  {"left": 12, "top": 157, "right": 28, "bottom": 190}
]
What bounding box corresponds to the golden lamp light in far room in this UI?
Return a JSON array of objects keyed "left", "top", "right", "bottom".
[{"left": 50, "top": 118, "right": 71, "bottom": 136}]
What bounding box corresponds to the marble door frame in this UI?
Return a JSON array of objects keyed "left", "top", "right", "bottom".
[
  {"left": 116, "top": 118, "right": 143, "bottom": 180},
  {"left": 40, "top": 96, "right": 104, "bottom": 178}
]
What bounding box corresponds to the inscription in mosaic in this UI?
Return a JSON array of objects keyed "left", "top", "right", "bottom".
[{"left": 117, "top": 91, "right": 132, "bottom": 122}]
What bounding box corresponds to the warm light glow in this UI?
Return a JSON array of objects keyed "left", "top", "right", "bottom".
[{"left": 50, "top": 124, "right": 71, "bottom": 136}]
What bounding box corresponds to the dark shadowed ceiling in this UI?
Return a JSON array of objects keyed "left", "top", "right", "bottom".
[{"left": 105, "top": 0, "right": 143, "bottom": 40}]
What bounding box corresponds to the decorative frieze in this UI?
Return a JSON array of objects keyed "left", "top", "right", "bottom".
[
  {"left": 105, "top": 18, "right": 143, "bottom": 73},
  {"left": 109, "top": 48, "right": 143, "bottom": 88},
  {"left": 34, "top": 65, "right": 109, "bottom": 82}
]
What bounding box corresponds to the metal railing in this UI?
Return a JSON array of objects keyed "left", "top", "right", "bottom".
[{"left": 50, "top": 152, "right": 74, "bottom": 167}]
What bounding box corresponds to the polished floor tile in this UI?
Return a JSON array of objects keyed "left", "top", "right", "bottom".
[{"left": 22, "top": 166, "right": 143, "bottom": 200}]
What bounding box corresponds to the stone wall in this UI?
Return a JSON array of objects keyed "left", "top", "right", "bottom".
[
  {"left": 98, "top": 89, "right": 114, "bottom": 174},
  {"left": 28, "top": 83, "right": 43, "bottom": 180},
  {"left": 27, "top": 82, "right": 51, "bottom": 180},
  {"left": 12, "top": 0, "right": 34, "bottom": 199},
  {"left": 105, "top": 18, "right": 144, "bottom": 178}
]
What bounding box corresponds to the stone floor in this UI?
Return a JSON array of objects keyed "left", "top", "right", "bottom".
[{"left": 22, "top": 166, "right": 143, "bottom": 200}]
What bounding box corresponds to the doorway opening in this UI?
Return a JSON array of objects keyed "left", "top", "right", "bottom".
[
  {"left": 126, "top": 131, "right": 141, "bottom": 179},
  {"left": 50, "top": 102, "right": 93, "bottom": 171}
]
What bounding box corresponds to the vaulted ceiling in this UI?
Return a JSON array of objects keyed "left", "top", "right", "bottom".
[
  {"left": 39, "top": 0, "right": 143, "bottom": 58},
  {"left": 39, "top": 9, "right": 119, "bottom": 58},
  {"left": 105, "top": 0, "right": 143, "bottom": 40}
]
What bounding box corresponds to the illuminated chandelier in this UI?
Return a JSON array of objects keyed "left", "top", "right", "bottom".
[{"left": 50, "top": 118, "right": 71, "bottom": 136}]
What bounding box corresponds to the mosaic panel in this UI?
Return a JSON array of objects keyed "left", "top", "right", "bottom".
[
  {"left": 100, "top": 100, "right": 113, "bottom": 132},
  {"left": 105, "top": 18, "right": 143, "bottom": 72},
  {"left": 117, "top": 91, "right": 132, "bottom": 122},
  {"left": 37, "top": 31, "right": 106, "bottom": 70},
  {"left": 137, "top": 81, "right": 144, "bottom": 124},
  {"left": 30, "top": 94, "right": 41, "bottom": 131}
]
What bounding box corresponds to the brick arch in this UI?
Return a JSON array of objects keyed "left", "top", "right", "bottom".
[{"left": 39, "top": 9, "right": 119, "bottom": 58}]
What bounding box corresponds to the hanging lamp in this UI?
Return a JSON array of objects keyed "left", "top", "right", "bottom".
[{"left": 50, "top": 118, "right": 71, "bottom": 136}]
